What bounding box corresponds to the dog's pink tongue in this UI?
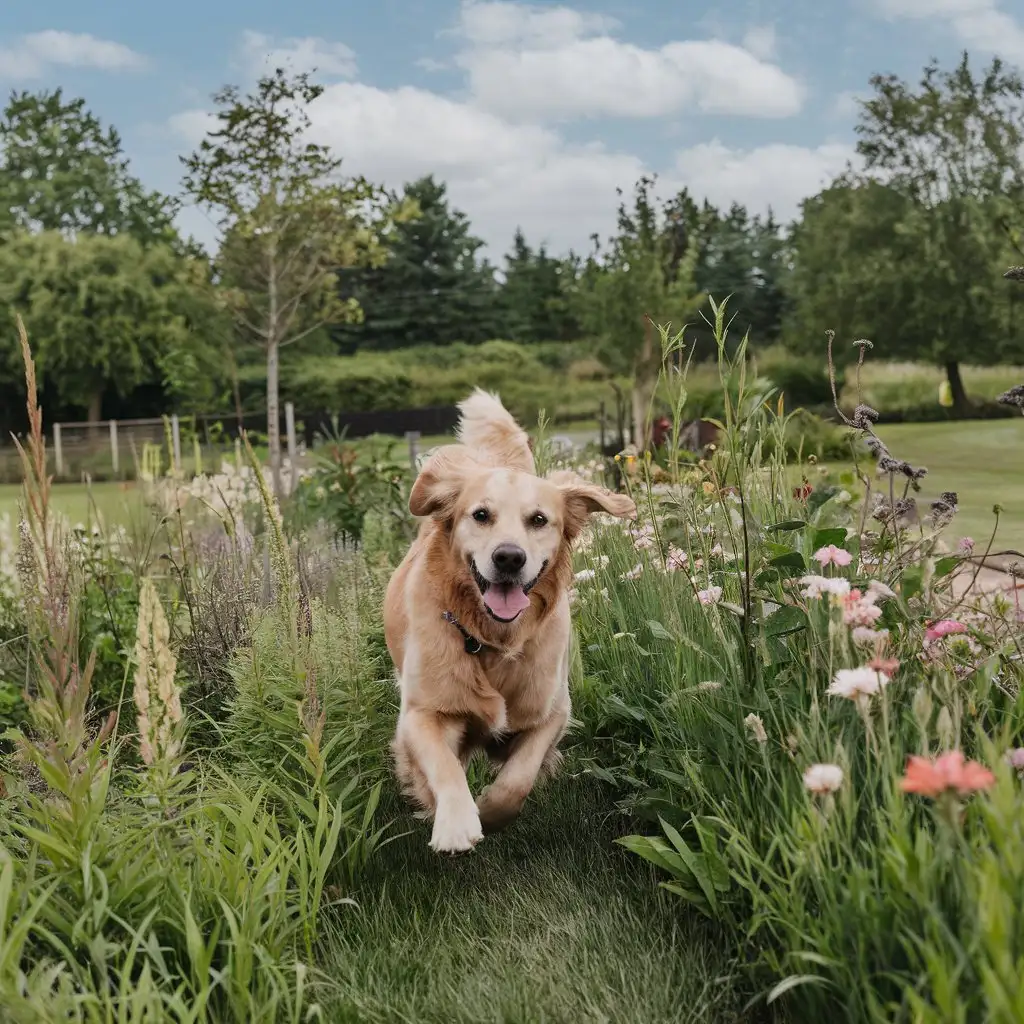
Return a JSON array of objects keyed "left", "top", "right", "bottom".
[{"left": 483, "top": 585, "right": 531, "bottom": 620}]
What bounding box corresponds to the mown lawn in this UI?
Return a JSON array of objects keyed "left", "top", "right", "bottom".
[
  {"left": 0, "top": 480, "right": 146, "bottom": 528},
  {"left": 317, "top": 773, "right": 755, "bottom": 1024}
]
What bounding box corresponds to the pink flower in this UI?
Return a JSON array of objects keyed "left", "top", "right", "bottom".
[
  {"left": 1005, "top": 748, "right": 1024, "bottom": 771},
  {"left": 664, "top": 546, "right": 689, "bottom": 571},
  {"left": 814, "top": 544, "right": 853, "bottom": 568},
  {"left": 924, "top": 619, "right": 967, "bottom": 644},
  {"left": 698, "top": 586, "right": 723, "bottom": 605},
  {"left": 957, "top": 537, "right": 975, "bottom": 555},
  {"left": 842, "top": 589, "right": 884, "bottom": 628},
  {"left": 900, "top": 751, "right": 995, "bottom": 798}
]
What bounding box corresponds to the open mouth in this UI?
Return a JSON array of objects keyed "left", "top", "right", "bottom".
[{"left": 471, "top": 559, "right": 547, "bottom": 623}]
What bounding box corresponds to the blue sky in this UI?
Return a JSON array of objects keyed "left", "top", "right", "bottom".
[{"left": 2, "top": 0, "right": 1023, "bottom": 258}]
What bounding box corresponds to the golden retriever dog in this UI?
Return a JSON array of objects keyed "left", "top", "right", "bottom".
[{"left": 383, "top": 390, "right": 636, "bottom": 853}]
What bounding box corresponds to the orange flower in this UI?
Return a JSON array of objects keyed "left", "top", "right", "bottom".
[{"left": 900, "top": 751, "right": 995, "bottom": 798}]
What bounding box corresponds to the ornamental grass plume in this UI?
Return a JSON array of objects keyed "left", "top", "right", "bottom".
[{"left": 133, "top": 577, "right": 183, "bottom": 767}]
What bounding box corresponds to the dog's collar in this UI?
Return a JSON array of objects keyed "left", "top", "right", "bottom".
[{"left": 442, "top": 611, "right": 486, "bottom": 655}]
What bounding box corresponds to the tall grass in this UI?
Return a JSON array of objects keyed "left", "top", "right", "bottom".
[{"left": 568, "top": 303, "right": 1024, "bottom": 1021}]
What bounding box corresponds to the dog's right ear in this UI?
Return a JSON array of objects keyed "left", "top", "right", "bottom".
[{"left": 408, "top": 446, "right": 473, "bottom": 518}]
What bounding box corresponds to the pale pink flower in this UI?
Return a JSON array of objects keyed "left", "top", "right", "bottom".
[
  {"left": 814, "top": 544, "right": 853, "bottom": 568},
  {"left": 620, "top": 563, "right": 644, "bottom": 582},
  {"left": 665, "top": 546, "right": 689, "bottom": 571},
  {"left": 842, "top": 590, "right": 884, "bottom": 628},
  {"left": 957, "top": 537, "right": 975, "bottom": 555},
  {"left": 924, "top": 619, "right": 967, "bottom": 644},
  {"left": 698, "top": 586, "right": 723, "bottom": 605},
  {"left": 866, "top": 580, "right": 896, "bottom": 601},
  {"left": 803, "top": 763, "right": 844, "bottom": 794},
  {"left": 800, "top": 574, "right": 852, "bottom": 599},
  {"left": 1004, "top": 748, "right": 1024, "bottom": 771},
  {"left": 828, "top": 667, "right": 890, "bottom": 700},
  {"left": 852, "top": 626, "right": 888, "bottom": 645}
]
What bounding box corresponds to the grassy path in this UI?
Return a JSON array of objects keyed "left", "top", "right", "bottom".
[{"left": 316, "top": 775, "right": 756, "bottom": 1024}]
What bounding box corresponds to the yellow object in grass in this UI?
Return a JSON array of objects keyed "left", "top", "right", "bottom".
[{"left": 938, "top": 380, "right": 954, "bottom": 408}]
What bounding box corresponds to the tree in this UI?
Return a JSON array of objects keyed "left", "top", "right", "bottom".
[
  {"left": 181, "top": 69, "right": 398, "bottom": 493},
  {"left": 335, "top": 175, "right": 498, "bottom": 352},
  {"left": 578, "top": 177, "right": 705, "bottom": 446},
  {"left": 500, "top": 229, "right": 582, "bottom": 343},
  {"left": 0, "top": 232, "right": 221, "bottom": 421},
  {"left": 0, "top": 90, "right": 178, "bottom": 244},
  {"left": 848, "top": 53, "right": 1024, "bottom": 411}
]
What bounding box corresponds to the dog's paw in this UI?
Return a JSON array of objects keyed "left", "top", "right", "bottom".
[
  {"left": 477, "top": 781, "right": 529, "bottom": 833},
  {"left": 430, "top": 800, "right": 484, "bottom": 854}
]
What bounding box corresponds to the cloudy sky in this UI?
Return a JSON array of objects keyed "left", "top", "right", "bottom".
[{"left": 2, "top": 0, "right": 1023, "bottom": 259}]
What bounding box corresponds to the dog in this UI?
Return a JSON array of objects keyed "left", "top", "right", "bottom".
[{"left": 382, "top": 390, "right": 636, "bottom": 853}]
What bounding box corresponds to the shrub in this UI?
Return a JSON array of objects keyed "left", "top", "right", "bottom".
[{"left": 757, "top": 346, "right": 843, "bottom": 409}]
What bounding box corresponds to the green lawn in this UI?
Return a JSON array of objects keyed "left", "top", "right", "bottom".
[
  {"left": 837, "top": 420, "right": 1024, "bottom": 551},
  {"left": 0, "top": 480, "right": 147, "bottom": 529},
  {"left": 317, "top": 773, "right": 753, "bottom": 1024}
]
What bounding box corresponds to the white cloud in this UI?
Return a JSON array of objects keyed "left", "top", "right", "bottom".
[
  {"left": 238, "top": 29, "right": 357, "bottom": 79},
  {"left": 832, "top": 89, "right": 868, "bottom": 119},
  {"left": 169, "top": 76, "right": 854, "bottom": 259},
  {"left": 873, "top": 0, "right": 1024, "bottom": 63},
  {"left": 741, "top": 24, "right": 777, "bottom": 60},
  {"left": 670, "top": 140, "right": 859, "bottom": 222},
  {"left": 454, "top": 1, "right": 804, "bottom": 122},
  {"left": 0, "top": 30, "right": 146, "bottom": 80}
]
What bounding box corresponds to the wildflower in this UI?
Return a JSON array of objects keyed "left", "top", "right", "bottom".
[
  {"left": 868, "top": 655, "right": 900, "bottom": 676},
  {"left": 744, "top": 713, "right": 768, "bottom": 744},
  {"left": 866, "top": 580, "right": 896, "bottom": 601},
  {"left": 799, "top": 574, "right": 852, "bottom": 599},
  {"left": 620, "top": 563, "right": 644, "bottom": 582},
  {"left": 852, "top": 626, "right": 888, "bottom": 645},
  {"left": 574, "top": 568, "right": 597, "bottom": 583},
  {"left": 710, "top": 544, "right": 724, "bottom": 557},
  {"left": 793, "top": 484, "right": 812, "bottom": 501},
  {"left": 924, "top": 619, "right": 967, "bottom": 645},
  {"left": 568, "top": 588, "right": 579, "bottom": 605},
  {"left": 814, "top": 544, "right": 853, "bottom": 568},
  {"left": 842, "top": 589, "right": 884, "bottom": 628},
  {"left": 133, "top": 578, "right": 183, "bottom": 767},
  {"left": 697, "top": 585, "right": 723, "bottom": 605},
  {"left": 957, "top": 537, "right": 975, "bottom": 555},
  {"left": 664, "top": 546, "right": 689, "bottom": 571},
  {"left": 803, "top": 763, "right": 844, "bottom": 794},
  {"left": 900, "top": 751, "right": 995, "bottom": 798},
  {"left": 828, "top": 667, "right": 890, "bottom": 700},
  {"left": 1005, "top": 748, "right": 1024, "bottom": 771}
]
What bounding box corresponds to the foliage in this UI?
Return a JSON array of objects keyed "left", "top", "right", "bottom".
[
  {"left": 335, "top": 175, "right": 501, "bottom": 351},
  {"left": 500, "top": 228, "right": 583, "bottom": 343},
  {"left": 181, "top": 68, "right": 404, "bottom": 493},
  {"left": 0, "top": 231, "right": 226, "bottom": 421},
  {"left": 0, "top": 89, "right": 180, "bottom": 245}
]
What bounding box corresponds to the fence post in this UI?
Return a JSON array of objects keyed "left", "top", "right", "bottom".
[
  {"left": 53, "top": 423, "right": 64, "bottom": 478},
  {"left": 171, "top": 414, "right": 182, "bottom": 475},
  {"left": 109, "top": 419, "right": 119, "bottom": 477},
  {"left": 406, "top": 430, "right": 420, "bottom": 470},
  {"left": 284, "top": 402, "right": 297, "bottom": 494}
]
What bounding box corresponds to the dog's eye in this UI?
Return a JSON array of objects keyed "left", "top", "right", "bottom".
[
  {"left": 472, "top": 508, "right": 490, "bottom": 524},
  {"left": 529, "top": 512, "right": 548, "bottom": 528}
]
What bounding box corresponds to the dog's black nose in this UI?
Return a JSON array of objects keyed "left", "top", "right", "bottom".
[{"left": 492, "top": 544, "right": 527, "bottom": 575}]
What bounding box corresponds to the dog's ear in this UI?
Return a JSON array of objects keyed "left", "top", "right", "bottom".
[
  {"left": 552, "top": 472, "right": 637, "bottom": 540},
  {"left": 409, "top": 446, "right": 476, "bottom": 518}
]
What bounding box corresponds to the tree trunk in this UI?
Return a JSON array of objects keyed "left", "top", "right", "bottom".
[
  {"left": 944, "top": 361, "right": 969, "bottom": 416},
  {"left": 631, "top": 315, "right": 657, "bottom": 449},
  {"left": 267, "top": 339, "right": 282, "bottom": 497}
]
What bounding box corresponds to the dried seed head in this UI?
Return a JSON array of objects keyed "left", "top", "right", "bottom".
[
  {"left": 929, "top": 491, "right": 959, "bottom": 528},
  {"left": 1004, "top": 266, "right": 1024, "bottom": 282},
  {"left": 851, "top": 404, "right": 880, "bottom": 430},
  {"left": 997, "top": 384, "right": 1024, "bottom": 409}
]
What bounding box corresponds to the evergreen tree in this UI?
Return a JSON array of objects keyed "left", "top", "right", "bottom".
[{"left": 500, "top": 228, "right": 581, "bottom": 342}]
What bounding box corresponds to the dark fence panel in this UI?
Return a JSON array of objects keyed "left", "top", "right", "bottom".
[{"left": 299, "top": 406, "right": 459, "bottom": 446}]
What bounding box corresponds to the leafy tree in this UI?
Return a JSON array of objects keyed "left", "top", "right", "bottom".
[
  {"left": 335, "top": 175, "right": 498, "bottom": 352},
  {"left": 0, "top": 89, "right": 178, "bottom": 244},
  {"left": 500, "top": 228, "right": 582, "bottom": 342},
  {"left": 181, "top": 69, "right": 399, "bottom": 493},
  {"left": 0, "top": 232, "right": 222, "bottom": 421},
  {"left": 817, "top": 53, "right": 1024, "bottom": 411},
  {"left": 579, "top": 177, "right": 705, "bottom": 446}
]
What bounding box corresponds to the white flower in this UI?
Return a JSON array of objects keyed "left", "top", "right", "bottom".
[
  {"left": 866, "top": 580, "right": 896, "bottom": 601},
  {"left": 620, "top": 563, "right": 644, "bottom": 581},
  {"left": 800, "top": 574, "right": 852, "bottom": 599},
  {"left": 574, "top": 568, "right": 597, "bottom": 583},
  {"left": 827, "top": 667, "right": 890, "bottom": 700},
  {"left": 744, "top": 712, "right": 767, "bottom": 743},
  {"left": 698, "top": 585, "right": 723, "bottom": 605},
  {"left": 803, "top": 763, "right": 844, "bottom": 794},
  {"left": 852, "top": 627, "right": 889, "bottom": 645}
]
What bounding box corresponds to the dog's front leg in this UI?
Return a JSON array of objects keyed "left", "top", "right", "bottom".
[
  {"left": 476, "top": 700, "right": 569, "bottom": 832},
  {"left": 396, "top": 707, "right": 483, "bottom": 854}
]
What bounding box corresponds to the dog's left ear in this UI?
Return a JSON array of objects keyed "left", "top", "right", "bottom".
[{"left": 553, "top": 473, "right": 637, "bottom": 540}]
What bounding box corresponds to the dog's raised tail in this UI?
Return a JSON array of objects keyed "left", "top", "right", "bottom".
[{"left": 456, "top": 389, "right": 534, "bottom": 472}]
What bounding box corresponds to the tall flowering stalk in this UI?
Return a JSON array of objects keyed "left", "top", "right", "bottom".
[{"left": 132, "top": 578, "right": 183, "bottom": 774}]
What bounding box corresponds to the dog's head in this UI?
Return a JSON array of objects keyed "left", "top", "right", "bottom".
[{"left": 410, "top": 448, "right": 636, "bottom": 624}]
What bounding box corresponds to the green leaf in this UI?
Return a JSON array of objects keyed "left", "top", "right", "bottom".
[
  {"left": 762, "top": 605, "right": 808, "bottom": 638},
  {"left": 646, "top": 620, "right": 675, "bottom": 642},
  {"left": 811, "top": 528, "right": 848, "bottom": 550},
  {"left": 766, "top": 974, "right": 831, "bottom": 1004},
  {"left": 934, "top": 556, "right": 960, "bottom": 579},
  {"left": 767, "top": 520, "right": 806, "bottom": 533},
  {"left": 768, "top": 551, "right": 807, "bottom": 574}
]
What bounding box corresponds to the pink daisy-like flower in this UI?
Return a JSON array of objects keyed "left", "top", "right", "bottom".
[
  {"left": 924, "top": 619, "right": 967, "bottom": 644},
  {"left": 814, "top": 544, "right": 854, "bottom": 568}
]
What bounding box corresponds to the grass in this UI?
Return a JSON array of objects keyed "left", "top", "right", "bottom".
[
  {"left": 317, "top": 773, "right": 752, "bottom": 1024},
  {"left": 845, "top": 420, "right": 1024, "bottom": 551},
  {"left": 0, "top": 479, "right": 146, "bottom": 528}
]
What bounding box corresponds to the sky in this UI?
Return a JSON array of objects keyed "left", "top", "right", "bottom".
[{"left": 2, "top": 0, "right": 1023, "bottom": 260}]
